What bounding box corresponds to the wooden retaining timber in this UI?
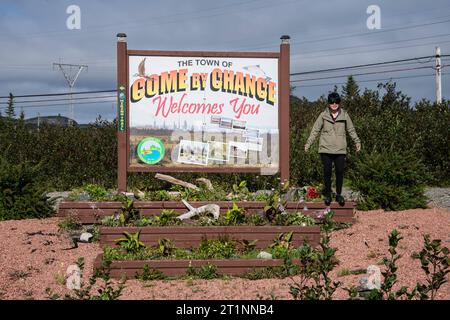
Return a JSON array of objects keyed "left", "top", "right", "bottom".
[
  {"left": 58, "top": 201, "right": 356, "bottom": 224},
  {"left": 99, "top": 225, "right": 321, "bottom": 249},
  {"left": 94, "top": 254, "right": 300, "bottom": 278}
]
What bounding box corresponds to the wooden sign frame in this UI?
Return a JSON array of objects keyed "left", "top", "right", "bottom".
[{"left": 116, "top": 35, "right": 290, "bottom": 191}]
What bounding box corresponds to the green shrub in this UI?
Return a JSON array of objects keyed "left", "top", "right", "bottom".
[
  {"left": 83, "top": 184, "right": 108, "bottom": 200},
  {"left": 349, "top": 149, "right": 429, "bottom": 211},
  {"left": 195, "top": 238, "right": 236, "bottom": 259},
  {"left": 0, "top": 158, "right": 54, "bottom": 220}
]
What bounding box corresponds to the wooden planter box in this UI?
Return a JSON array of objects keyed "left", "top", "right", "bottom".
[
  {"left": 94, "top": 254, "right": 299, "bottom": 279},
  {"left": 58, "top": 201, "right": 356, "bottom": 224},
  {"left": 99, "top": 225, "right": 321, "bottom": 249}
]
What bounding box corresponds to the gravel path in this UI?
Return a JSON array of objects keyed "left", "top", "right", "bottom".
[
  {"left": 0, "top": 206, "right": 448, "bottom": 300},
  {"left": 425, "top": 188, "right": 450, "bottom": 210},
  {"left": 341, "top": 187, "right": 450, "bottom": 210}
]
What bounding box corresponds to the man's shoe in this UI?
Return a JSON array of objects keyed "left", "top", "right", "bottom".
[{"left": 336, "top": 194, "right": 345, "bottom": 206}]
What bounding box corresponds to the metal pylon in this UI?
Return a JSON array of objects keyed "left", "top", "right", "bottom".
[{"left": 53, "top": 63, "right": 88, "bottom": 125}]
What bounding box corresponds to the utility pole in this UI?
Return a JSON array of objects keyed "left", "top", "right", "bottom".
[
  {"left": 37, "top": 112, "right": 40, "bottom": 132},
  {"left": 435, "top": 47, "right": 442, "bottom": 104},
  {"left": 53, "top": 62, "right": 88, "bottom": 125}
]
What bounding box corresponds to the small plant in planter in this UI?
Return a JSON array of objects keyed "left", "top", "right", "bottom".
[
  {"left": 274, "top": 212, "right": 316, "bottom": 226},
  {"left": 195, "top": 238, "right": 237, "bottom": 259},
  {"left": 270, "top": 232, "right": 294, "bottom": 259},
  {"left": 136, "top": 265, "right": 167, "bottom": 281},
  {"left": 224, "top": 202, "right": 246, "bottom": 225},
  {"left": 101, "top": 215, "right": 120, "bottom": 227},
  {"left": 264, "top": 182, "right": 289, "bottom": 222},
  {"left": 115, "top": 231, "right": 146, "bottom": 254},
  {"left": 84, "top": 184, "right": 109, "bottom": 201},
  {"left": 134, "top": 217, "right": 154, "bottom": 227},
  {"left": 186, "top": 263, "right": 219, "bottom": 279},
  {"left": 246, "top": 213, "right": 267, "bottom": 226},
  {"left": 117, "top": 198, "right": 140, "bottom": 226},
  {"left": 303, "top": 186, "right": 321, "bottom": 201},
  {"left": 154, "top": 209, "right": 181, "bottom": 226},
  {"left": 237, "top": 239, "right": 259, "bottom": 254},
  {"left": 145, "top": 190, "right": 172, "bottom": 201},
  {"left": 158, "top": 238, "right": 175, "bottom": 257},
  {"left": 231, "top": 180, "right": 250, "bottom": 201},
  {"left": 58, "top": 214, "right": 82, "bottom": 232}
]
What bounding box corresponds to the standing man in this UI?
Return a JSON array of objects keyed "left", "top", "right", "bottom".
[{"left": 304, "top": 92, "right": 361, "bottom": 206}]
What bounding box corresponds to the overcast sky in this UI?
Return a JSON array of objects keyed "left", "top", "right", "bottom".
[{"left": 0, "top": 0, "right": 449, "bottom": 123}]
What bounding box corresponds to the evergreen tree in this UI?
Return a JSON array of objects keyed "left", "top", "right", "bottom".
[
  {"left": 342, "top": 75, "right": 360, "bottom": 99},
  {"left": 6, "top": 93, "right": 15, "bottom": 119}
]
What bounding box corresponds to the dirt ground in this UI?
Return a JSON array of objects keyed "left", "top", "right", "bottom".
[{"left": 0, "top": 207, "right": 449, "bottom": 300}]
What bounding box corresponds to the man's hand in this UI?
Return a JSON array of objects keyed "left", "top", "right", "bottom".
[
  {"left": 356, "top": 144, "right": 361, "bottom": 152},
  {"left": 304, "top": 145, "right": 309, "bottom": 153}
]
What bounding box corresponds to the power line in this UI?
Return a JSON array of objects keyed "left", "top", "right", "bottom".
[
  {"left": 233, "top": 16, "right": 450, "bottom": 51},
  {"left": 291, "top": 66, "right": 434, "bottom": 83},
  {"left": 292, "top": 73, "right": 450, "bottom": 88},
  {"left": 0, "top": 99, "right": 116, "bottom": 110},
  {"left": 1, "top": 55, "right": 448, "bottom": 102},
  {"left": 291, "top": 55, "right": 439, "bottom": 76},
  {"left": 295, "top": 33, "right": 450, "bottom": 56},
  {"left": 0, "top": 90, "right": 116, "bottom": 99},
  {"left": 0, "top": 95, "right": 116, "bottom": 105},
  {"left": 295, "top": 40, "right": 450, "bottom": 61}
]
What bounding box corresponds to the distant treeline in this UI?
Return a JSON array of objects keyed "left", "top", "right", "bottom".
[{"left": 0, "top": 76, "right": 449, "bottom": 191}]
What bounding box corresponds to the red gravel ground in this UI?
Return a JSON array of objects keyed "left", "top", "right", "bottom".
[{"left": 0, "top": 207, "right": 449, "bottom": 300}]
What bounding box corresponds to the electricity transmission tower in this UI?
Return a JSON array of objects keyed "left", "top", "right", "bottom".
[{"left": 53, "top": 62, "right": 88, "bottom": 125}]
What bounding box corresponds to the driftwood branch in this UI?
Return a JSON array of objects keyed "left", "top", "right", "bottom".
[
  {"left": 155, "top": 173, "right": 199, "bottom": 191},
  {"left": 177, "top": 199, "right": 220, "bottom": 220}
]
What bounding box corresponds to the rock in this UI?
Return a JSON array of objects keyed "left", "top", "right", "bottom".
[
  {"left": 66, "top": 265, "right": 81, "bottom": 290},
  {"left": 46, "top": 191, "right": 71, "bottom": 211},
  {"left": 79, "top": 232, "right": 93, "bottom": 243},
  {"left": 77, "top": 192, "right": 90, "bottom": 201},
  {"left": 358, "top": 265, "right": 381, "bottom": 291},
  {"left": 257, "top": 251, "right": 273, "bottom": 259},
  {"left": 366, "top": 265, "right": 381, "bottom": 289}
]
